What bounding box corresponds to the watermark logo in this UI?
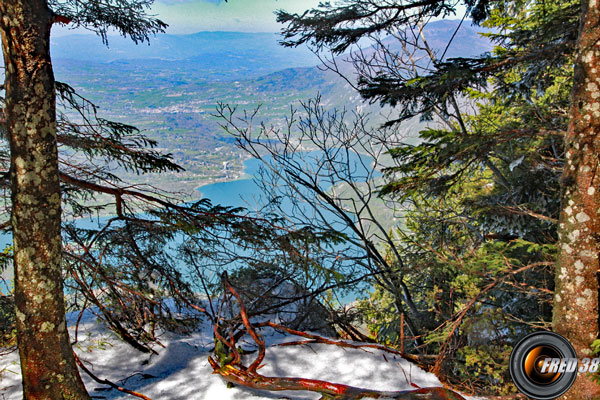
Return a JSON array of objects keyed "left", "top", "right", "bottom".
[{"left": 509, "top": 331, "right": 598, "bottom": 399}]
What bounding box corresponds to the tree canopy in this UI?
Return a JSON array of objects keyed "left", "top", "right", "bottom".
[{"left": 3, "top": 0, "right": 600, "bottom": 398}]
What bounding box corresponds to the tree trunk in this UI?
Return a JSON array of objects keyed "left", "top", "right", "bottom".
[
  {"left": 553, "top": 0, "right": 600, "bottom": 398},
  {"left": 0, "top": 1, "right": 90, "bottom": 398}
]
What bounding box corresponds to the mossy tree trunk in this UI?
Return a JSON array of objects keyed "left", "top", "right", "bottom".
[
  {"left": 0, "top": 0, "right": 90, "bottom": 398},
  {"left": 554, "top": 0, "right": 600, "bottom": 398}
]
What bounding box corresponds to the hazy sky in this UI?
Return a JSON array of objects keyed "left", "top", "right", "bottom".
[
  {"left": 53, "top": 0, "right": 467, "bottom": 37},
  {"left": 53, "top": 0, "right": 323, "bottom": 36},
  {"left": 152, "top": 0, "right": 323, "bottom": 33}
]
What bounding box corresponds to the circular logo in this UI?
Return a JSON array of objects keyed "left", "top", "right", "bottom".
[{"left": 510, "top": 332, "right": 577, "bottom": 399}]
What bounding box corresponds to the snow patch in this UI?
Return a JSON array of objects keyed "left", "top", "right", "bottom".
[{"left": 0, "top": 309, "right": 480, "bottom": 400}]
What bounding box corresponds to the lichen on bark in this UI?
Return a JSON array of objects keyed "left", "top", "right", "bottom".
[
  {"left": 0, "top": 0, "right": 90, "bottom": 398},
  {"left": 553, "top": 0, "right": 600, "bottom": 398}
]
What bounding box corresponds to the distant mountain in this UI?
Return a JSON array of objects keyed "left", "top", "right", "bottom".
[
  {"left": 246, "top": 19, "right": 493, "bottom": 112},
  {"left": 52, "top": 20, "right": 493, "bottom": 121},
  {"left": 51, "top": 31, "right": 321, "bottom": 81},
  {"left": 405, "top": 19, "right": 492, "bottom": 59},
  {"left": 51, "top": 20, "right": 490, "bottom": 82},
  {"left": 49, "top": 21, "right": 493, "bottom": 195}
]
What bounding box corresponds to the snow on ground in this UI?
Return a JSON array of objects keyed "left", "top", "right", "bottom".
[{"left": 0, "top": 310, "right": 477, "bottom": 400}]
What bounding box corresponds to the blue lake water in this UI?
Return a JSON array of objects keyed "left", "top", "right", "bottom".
[{"left": 0, "top": 150, "right": 378, "bottom": 295}]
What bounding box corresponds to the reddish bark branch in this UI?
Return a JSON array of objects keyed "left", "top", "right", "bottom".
[
  {"left": 213, "top": 322, "right": 241, "bottom": 366},
  {"left": 53, "top": 15, "right": 72, "bottom": 25},
  {"left": 209, "top": 358, "right": 464, "bottom": 400},
  {"left": 223, "top": 275, "right": 265, "bottom": 373},
  {"left": 260, "top": 321, "right": 400, "bottom": 354},
  {"left": 212, "top": 278, "right": 466, "bottom": 400}
]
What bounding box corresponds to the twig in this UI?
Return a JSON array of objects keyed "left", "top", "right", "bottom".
[
  {"left": 432, "top": 261, "right": 553, "bottom": 374},
  {"left": 211, "top": 278, "right": 466, "bottom": 399},
  {"left": 74, "top": 353, "right": 152, "bottom": 400}
]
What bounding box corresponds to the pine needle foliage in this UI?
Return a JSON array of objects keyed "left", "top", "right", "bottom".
[{"left": 275, "top": 0, "right": 576, "bottom": 394}]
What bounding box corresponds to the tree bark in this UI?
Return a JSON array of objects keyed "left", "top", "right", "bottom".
[
  {"left": 0, "top": 0, "right": 90, "bottom": 398},
  {"left": 553, "top": 0, "right": 600, "bottom": 398},
  {"left": 209, "top": 359, "right": 466, "bottom": 400}
]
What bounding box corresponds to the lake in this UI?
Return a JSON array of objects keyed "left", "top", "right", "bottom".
[{"left": 0, "top": 150, "right": 378, "bottom": 295}]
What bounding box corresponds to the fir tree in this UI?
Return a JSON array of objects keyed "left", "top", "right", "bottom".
[
  {"left": 0, "top": 0, "right": 165, "bottom": 397},
  {"left": 276, "top": 0, "right": 600, "bottom": 396}
]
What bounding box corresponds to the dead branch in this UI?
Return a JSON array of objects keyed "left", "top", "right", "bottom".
[
  {"left": 74, "top": 353, "right": 152, "bottom": 400},
  {"left": 209, "top": 277, "right": 467, "bottom": 400},
  {"left": 222, "top": 274, "right": 265, "bottom": 373},
  {"left": 209, "top": 359, "right": 465, "bottom": 400}
]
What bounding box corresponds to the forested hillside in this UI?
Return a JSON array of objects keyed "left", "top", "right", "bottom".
[
  {"left": 1, "top": 1, "right": 599, "bottom": 400},
  {"left": 48, "top": 21, "right": 489, "bottom": 197}
]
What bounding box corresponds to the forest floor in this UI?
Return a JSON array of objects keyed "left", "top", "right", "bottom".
[{"left": 0, "top": 309, "right": 483, "bottom": 400}]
